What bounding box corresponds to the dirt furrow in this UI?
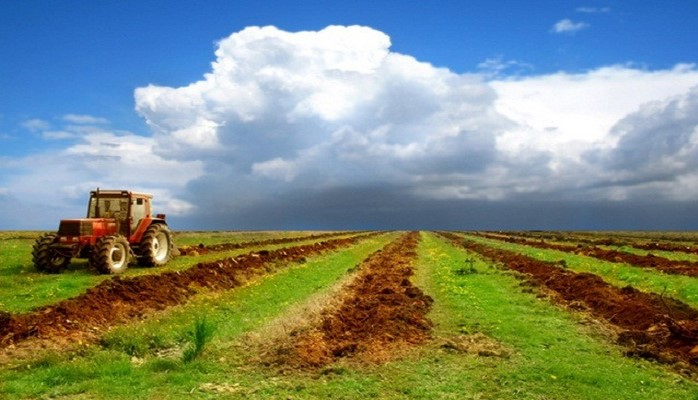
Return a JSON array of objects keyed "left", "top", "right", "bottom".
[
  {"left": 439, "top": 232, "right": 698, "bottom": 369},
  {"left": 178, "top": 231, "right": 364, "bottom": 256},
  {"left": 495, "top": 231, "right": 698, "bottom": 256},
  {"left": 0, "top": 232, "right": 382, "bottom": 349},
  {"left": 478, "top": 232, "right": 698, "bottom": 277},
  {"left": 267, "top": 231, "right": 433, "bottom": 368}
]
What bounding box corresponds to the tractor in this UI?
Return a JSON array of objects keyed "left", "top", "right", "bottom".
[{"left": 32, "top": 189, "right": 173, "bottom": 274}]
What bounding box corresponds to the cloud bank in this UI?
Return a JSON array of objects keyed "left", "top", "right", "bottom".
[{"left": 4, "top": 25, "right": 698, "bottom": 229}]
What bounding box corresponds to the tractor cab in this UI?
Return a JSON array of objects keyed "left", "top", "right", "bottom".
[{"left": 86, "top": 190, "right": 152, "bottom": 238}]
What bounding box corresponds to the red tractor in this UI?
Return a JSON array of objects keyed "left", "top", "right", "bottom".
[{"left": 32, "top": 189, "right": 173, "bottom": 274}]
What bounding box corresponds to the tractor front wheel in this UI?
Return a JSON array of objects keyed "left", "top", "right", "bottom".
[
  {"left": 91, "top": 235, "right": 130, "bottom": 274},
  {"left": 138, "top": 224, "right": 172, "bottom": 267},
  {"left": 32, "top": 233, "right": 70, "bottom": 273}
]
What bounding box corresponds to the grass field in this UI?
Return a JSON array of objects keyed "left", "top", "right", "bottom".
[{"left": 1, "top": 231, "right": 698, "bottom": 399}]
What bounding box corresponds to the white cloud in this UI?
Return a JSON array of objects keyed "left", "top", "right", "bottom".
[
  {"left": 41, "top": 130, "right": 76, "bottom": 140},
  {"left": 576, "top": 7, "right": 610, "bottom": 13},
  {"left": 63, "top": 114, "right": 109, "bottom": 124},
  {"left": 128, "top": 25, "right": 698, "bottom": 214},
  {"left": 2, "top": 118, "right": 204, "bottom": 227},
  {"left": 135, "top": 25, "right": 510, "bottom": 205},
  {"left": 552, "top": 19, "right": 589, "bottom": 34},
  {"left": 252, "top": 157, "right": 301, "bottom": 182},
  {"left": 491, "top": 64, "right": 698, "bottom": 156},
  {"left": 21, "top": 118, "right": 51, "bottom": 132},
  {"left": 477, "top": 56, "right": 534, "bottom": 78}
]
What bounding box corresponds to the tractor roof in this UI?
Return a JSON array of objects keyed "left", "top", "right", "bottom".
[{"left": 90, "top": 190, "right": 153, "bottom": 199}]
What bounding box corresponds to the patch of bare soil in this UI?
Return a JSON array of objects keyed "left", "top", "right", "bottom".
[
  {"left": 264, "top": 232, "right": 433, "bottom": 369},
  {"left": 0, "top": 233, "right": 381, "bottom": 354},
  {"left": 438, "top": 333, "right": 510, "bottom": 358},
  {"left": 439, "top": 232, "right": 698, "bottom": 370},
  {"left": 480, "top": 233, "right": 698, "bottom": 277}
]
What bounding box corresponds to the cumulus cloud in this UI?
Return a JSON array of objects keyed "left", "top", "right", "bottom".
[
  {"left": 135, "top": 25, "right": 515, "bottom": 211},
  {"left": 128, "top": 25, "right": 698, "bottom": 228},
  {"left": 552, "top": 19, "right": 589, "bottom": 34},
  {"left": 585, "top": 85, "right": 698, "bottom": 201}
]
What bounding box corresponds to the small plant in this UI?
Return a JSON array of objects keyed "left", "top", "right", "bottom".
[
  {"left": 454, "top": 258, "right": 477, "bottom": 275},
  {"left": 182, "top": 316, "right": 216, "bottom": 364}
]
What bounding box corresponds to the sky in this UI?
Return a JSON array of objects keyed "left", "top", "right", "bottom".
[{"left": 2, "top": 0, "right": 698, "bottom": 230}]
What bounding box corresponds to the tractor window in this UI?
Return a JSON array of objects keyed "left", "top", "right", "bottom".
[
  {"left": 131, "top": 198, "right": 147, "bottom": 232},
  {"left": 87, "top": 197, "right": 129, "bottom": 221}
]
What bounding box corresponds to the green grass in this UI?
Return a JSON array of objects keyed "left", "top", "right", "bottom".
[
  {"left": 0, "top": 231, "right": 359, "bottom": 313},
  {"left": 411, "top": 232, "right": 698, "bottom": 399},
  {"left": 463, "top": 233, "right": 698, "bottom": 310},
  {"left": 3, "top": 231, "right": 698, "bottom": 399},
  {"left": 0, "top": 233, "right": 398, "bottom": 399}
]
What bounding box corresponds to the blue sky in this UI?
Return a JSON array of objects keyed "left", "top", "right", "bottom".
[{"left": 2, "top": 1, "right": 698, "bottom": 230}]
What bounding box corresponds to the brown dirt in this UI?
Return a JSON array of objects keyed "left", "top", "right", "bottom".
[
  {"left": 0, "top": 232, "right": 382, "bottom": 351},
  {"left": 178, "top": 231, "right": 362, "bottom": 256},
  {"left": 632, "top": 242, "right": 698, "bottom": 255},
  {"left": 479, "top": 232, "right": 698, "bottom": 277},
  {"left": 265, "top": 232, "right": 433, "bottom": 369},
  {"left": 503, "top": 231, "right": 698, "bottom": 255},
  {"left": 439, "top": 232, "right": 698, "bottom": 369}
]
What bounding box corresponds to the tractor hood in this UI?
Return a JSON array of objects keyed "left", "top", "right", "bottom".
[{"left": 58, "top": 218, "right": 118, "bottom": 237}]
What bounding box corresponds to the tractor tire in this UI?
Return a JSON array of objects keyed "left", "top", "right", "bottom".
[
  {"left": 32, "top": 233, "right": 70, "bottom": 273},
  {"left": 138, "top": 224, "right": 172, "bottom": 267},
  {"left": 91, "top": 235, "right": 130, "bottom": 274}
]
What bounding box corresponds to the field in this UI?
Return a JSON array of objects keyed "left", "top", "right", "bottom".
[{"left": 2, "top": 231, "right": 698, "bottom": 399}]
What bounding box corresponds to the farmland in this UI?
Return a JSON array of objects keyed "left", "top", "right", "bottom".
[{"left": 1, "top": 231, "right": 698, "bottom": 399}]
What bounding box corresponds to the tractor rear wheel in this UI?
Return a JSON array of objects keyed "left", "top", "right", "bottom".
[
  {"left": 138, "top": 224, "right": 172, "bottom": 267},
  {"left": 32, "top": 233, "right": 70, "bottom": 273},
  {"left": 91, "top": 235, "right": 130, "bottom": 274}
]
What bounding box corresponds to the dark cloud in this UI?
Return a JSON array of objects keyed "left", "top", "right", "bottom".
[
  {"left": 604, "top": 85, "right": 698, "bottom": 172},
  {"left": 172, "top": 184, "right": 698, "bottom": 231}
]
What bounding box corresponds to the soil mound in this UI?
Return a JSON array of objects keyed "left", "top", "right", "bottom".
[
  {"left": 269, "top": 232, "right": 433, "bottom": 368},
  {"left": 178, "top": 231, "right": 358, "bottom": 256}
]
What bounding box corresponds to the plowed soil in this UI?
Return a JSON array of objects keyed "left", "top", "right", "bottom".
[
  {"left": 501, "top": 231, "right": 698, "bottom": 255},
  {"left": 479, "top": 233, "right": 698, "bottom": 277},
  {"left": 178, "top": 231, "right": 362, "bottom": 256},
  {"left": 439, "top": 232, "right": 698, "bottom": 368},
  {"left": 267, "top": 232, "right": 433, "bottom": 368},
  {"left": 0, "top": 232, "right": 381, "bottom": 350}
]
